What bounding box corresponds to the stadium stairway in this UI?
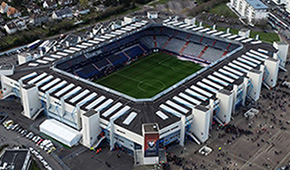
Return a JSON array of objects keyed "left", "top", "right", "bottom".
[
  {"left": 162, "top": 37, "right": 173, "bottom": 49},
  {"left": 179, "top": 41, "right": 190, "bottom": 54},
  {"left": 197, "top": 46, "right": 209, "bottom": 58},
  {"left": 153, "top": 35, "right": 157, "bottom": 48}
]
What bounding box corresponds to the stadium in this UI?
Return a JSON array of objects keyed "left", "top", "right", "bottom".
[{"left": 0, "top": 13, "right": 288, "bottom": 165}]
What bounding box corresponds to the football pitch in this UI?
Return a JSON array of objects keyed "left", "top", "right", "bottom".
[{"left": 96, "top": 52, "right": 203, "bottom": 98}]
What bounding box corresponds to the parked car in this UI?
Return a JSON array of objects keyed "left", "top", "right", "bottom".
[
  {"left": 11, "top": 124, "right": 19, "bottom": 131},
  {"left": 3, "top": 120, "right": 13, "bottom": 127}
]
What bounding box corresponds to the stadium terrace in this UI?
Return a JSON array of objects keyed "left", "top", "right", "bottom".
[{"left": 1, "top": 14, "right": 288, "bottom": 165}]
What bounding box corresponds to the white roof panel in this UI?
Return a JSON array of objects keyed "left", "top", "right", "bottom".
[
  {"left": 232, "top": 60, "right": 252, "bottom": 70},
  {"left": 111, "top": 106, "right": 131, "bottom": 120},
  {"left": 41, "top": 78, "right": 61, "bottom": 91},
  {"left": 85, "top": 96, "right": 106, "bottom": 110},
  {"left": 192, "top": 26, "right": 203, "bottom": 31},
  {"left": 212, "top": 31, "right": 224, "bottom": 36},
  {"left": 94, "top": 37, "right": 105, "bottom": 42},
  {"left": 69, "top": 47, "right": 81, "bottom": 51},
  {"left": 63, "top": 86, "right": 82, "bottom": 99},
  {"left": 241, "top": 38, "right": 253, "bottom": 43},
  {"left": 155, "top": 111, "right": 169, "bottom": 120},
  {"left": 199, "top": 28, "right": 210, "bottom": 33},
  {"left": 95, "top": 99, "right": 114, "bottom": 112},
  {"left": 102, "top": 102, "right": 122, "bottom": 117},
  {"left": 57, "top": 52, "right": 69, "bottom": 56},
  {"left": 123, "top": 112, "right": 138, "bottom": 125},
  {"left": 220, "top": 33, "right": 231, "bottom": 38},
  {"left": 21, "top": 72, "right": 37, "bottom": 81},
  {"left": 70, "top": 89, "right": 90, "bottom": 103},
  {"left": 235, "top": 36, "right": 246, "bottom": 41},
  {"left": 166, "top": 100, "right": 189, "bottom": 113},
  {"left": 249, "top": 50, "right": 269, "bottom": 59},
  {"left": 36, "top": 59, "right": 49, "bottom": 64},
  {"left": 197, "top": 82, "right": 218, "bottom": 93},
  {"left": 185, "top": 88, "right": 208, "bottom": 100},
  {"left": 160, "top": 104, "right": 181, "bottom": 118},
  {"left": 28, "top": 63, "right": 39, "bottom": 67},
  {"left": 54, "top": 83, "right": 74, "bottom": 97},
  {"left": 208, "top": 75, "right": 229, "bottom": 86},
  {"left": 28, "top": 72, "right": 48, "bottom": 84},
  {"left": 228, "top": 63, "right": 248, "bottom": 73},
  {"left": 206, "top": 30, "right": 217, "bottom": 34},
  {"left": 246, "top": 52, "right": 265, "bottom": 61},
  {"left": 43, "top": 57, "right": 55, "bottom": 61},
  {"left": 213, "top": 72, "right": 235, "bottom": 83},
  {"left": 237, "top": 57, "right": 257, "bottom": 67},
  {"left": 227, "top": 34, "right": 238, "bottom": 39},
  {"left": 78, "top": 93, "right": 98, "bottom": 106},
  {"left": 179, "top": 92, "right": 202, "bottom": 105},
  {"left": 219, "top": 69, "right": 239, "bottom": 79},
  {"left": 190, "top": 85, "right": 213, "bottom": 97},
  {"left": 64, "top": 49, "right": 75, "bottom": 54},
  {"left": 173, "top": 96, "right": 196, "bottom": 108},
  {"left": 50, "top": 54, "right": 62, "bottom": 59},
  {"left": 202, "top": 78, "right": 223, "bottom": 90},
  {"left": 48, "top": 81, "right": 67, "bottom": 93},
  {"left": 35, "top": 75, "right": 54, "bottom": 86},
  {"left": 241, "top": 55, "right": 261, "bottom": 64},
  {"left": 223, "top": 66, "right": 243, "bottom": 76}
]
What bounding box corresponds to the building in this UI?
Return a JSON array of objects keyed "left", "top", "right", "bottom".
[
  {"left": 286, "top": 1, "right": 290, "bottom": 14},
  {"left": 30, "top": 14, "right": 49, "bottom": 26},
  {"left": 0, "top": 149, "right": 31, "bottom": 170},
  {"left": 43, "top": 0, "right": 57, "bottom": 9},
  {"left": 0, "top": 2, "right": 9, "bottom": 14},
  {"left": 58, "top": 0, "right": 73, "bottom": 6},
  {"left": 4, "top": 17, "right": 29, "bottom": 34},
  {"left": 229, "top": 0, "right": 268, "bottom": 26},
  {"left": 0, "top": 15, "right": 288, "bottom": 165},
  {"left": 26, "top": 3, "right": 41, "bottom": 14},
  {"left": 52, "top": 8, "right": 73, "bottom": 20},
  {"left": 73, "top": 6, "right": 90, "bottom": 16},
  {"left": 4, "top": 22, "right": 18, "bottom": 34},
  {"left": 6, "top": 6, "right": 21, "bottom": 18}
]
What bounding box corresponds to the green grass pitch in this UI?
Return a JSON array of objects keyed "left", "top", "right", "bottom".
[{"left": 96, "top": 52, "right": 203, "bottom": 98}]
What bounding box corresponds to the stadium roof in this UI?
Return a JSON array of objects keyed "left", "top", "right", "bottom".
[{"left": 9, "top": 20, "right": 278, "bottom": 135}]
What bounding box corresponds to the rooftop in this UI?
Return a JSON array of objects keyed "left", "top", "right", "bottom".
[{"left": 245, "top": 0, "right": 268, "bottom": 10}]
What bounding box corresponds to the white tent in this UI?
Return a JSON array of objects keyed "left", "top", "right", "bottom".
[{"left": 39, "top": 119, "right": 82, "bottom": 147}]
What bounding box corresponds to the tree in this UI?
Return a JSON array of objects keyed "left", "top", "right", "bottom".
[{"left": 79, "top": 0, "right": 89, "bottom": 7}]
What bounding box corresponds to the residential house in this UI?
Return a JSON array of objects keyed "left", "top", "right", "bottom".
[
  {"left": 52, "top": 8, "right": 73, "bottom": 20},
  {"left": 30, "top": 14, "right": 49, "bottom": 26},
  {"left": 43, "top": 0, "right": 57, "bottom": 9},
  {"left": 58, "top": 0, "right": 73, "bottom": 6},
  {"left": 4, "top": 22, "right": 17, "bottom": 34},
  {"left": 73, "top": 6, "right": 90, "bottom": 17},
  {"left": 4, "top": 16, "right": 29, "bottom": 34},
  {"left": 0, "top": 2, "right": 9, "bottom": 14},
  {"left": 26, "top": 3, "right": 41, "bottom": 14},
  {"left": 7, "top": 6, "right": 21, "bottom": 18}
]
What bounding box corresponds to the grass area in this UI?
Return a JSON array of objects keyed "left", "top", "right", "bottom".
[
  {"left": 96, "top": 52, "right": 203, "bottom": 98},
  {"left": 31, "top": 160, "right": 40, "bottom": 170},
  {"left": 250, "top": 31, "right": 280, "bottom": 43},
  {"left": 209, "top": 3, "right": 238, "bottom": 18}
]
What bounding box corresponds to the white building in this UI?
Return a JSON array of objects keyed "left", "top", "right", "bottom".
[{"left": 230, "top": 0, "right": 268, "bottom": 26}]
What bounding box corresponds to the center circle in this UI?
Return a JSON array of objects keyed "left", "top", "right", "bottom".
[{"left": 138, "top": 79, "right": 166, "bottom": 92}]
